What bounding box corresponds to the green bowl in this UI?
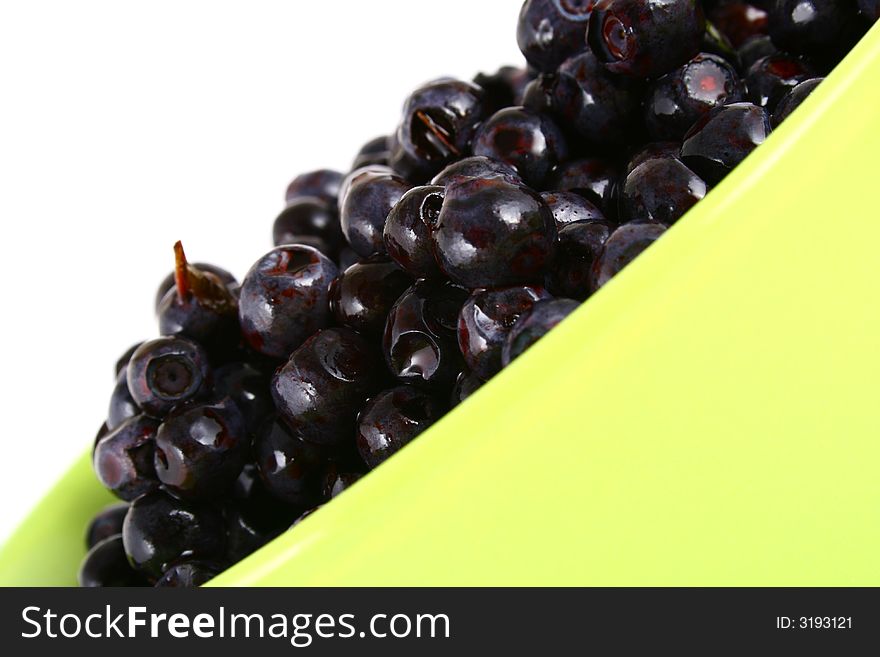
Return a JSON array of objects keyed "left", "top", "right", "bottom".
[{"left": 3, "top": 24, "right": 879, "bottom": 586}]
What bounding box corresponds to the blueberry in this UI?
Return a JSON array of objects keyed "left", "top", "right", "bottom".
[
  {"left": 472, "top": 106, "right": 569, "bottom": 187},
  {"left": 541, "top": 191, "right": 607, "bottom": 228},
  {"left": 212, "top": 361, "right": 273, "bottom": 434},
  {"left": 620, "top": 157, "right": 707, "bottom": 225},
  {"left": 285, "top": 169, "right": 344, "bottom": 206},
  {"left": 340, "top": 169, "right": 412, "bottom": 256},
  {"left": 126, "top": 336, "right": 210, "bottom": 417},
  {"left": 78, "top": 535, "right": 145, "bottom": 587},
  {"left": 115, "top": 342, "right": 144, "bottom": 378},
  {"left": 771, "top": 77, "right": 823, "bottom": 127},
  {"left": 550, "top": 49, "right": 644, "bottom": 146},
  {"left": 356, "top": 386, "right": 447, "bottom": 469},
  {"left": 383, "top": 279, "right": 467, "bottom": 389},
  {"left": 859, "top": 0, "right": 880, "bottom": 21},
  {"left": 451, "top": 370, "right": 485, "bottom": 407},
  {"left": 352, "top": 135, "right": 392, "bottom": 170},
  {"left": 473, "top": 66, "right": 533, "bottom": 112},
  {"left": 590, "top": 221, "right": 667, "bottom": 291},
  {"left": 238, "top": 245, "right": 338, "bottom": 359},
  {"left": 392, "top": 78, "right": 488, "bottom": 177},
  {"left": 746, "top": 53, "right": 816, "bottom": 110},
  {"left": 153, "top": 398, "right": 249, "bottom": 500},
  {"left": 588, "top": 0, "right": 706, "bottom": 78},
  {"left": 707, "top": 1, "right": 769, "bottom": 47},
  {"left": 382, "top": 185, "right": 446, "bottom": 279},
  {"left": 338, "top": 165, "right": 394, "bottom": 209},
  {"left": 329, "top": 255, "right": 414, "bottom": 337},
  {"left": 501, "top": 298, "right": 580, "bottom": 366},
  {"left": 432, "top": 177, "right": 556, "bottom": 288},
  {"left": 680, "top": 102, "right": 771, "bottom": 184},
  {"left": 521, "top": 74, "right": 557, "bottom": 114},
  {"left": 737, "top": 34, "right": 778, "bottom": 70},
  {"left": 516, "top": 0, "right": 595, "bottom": 73},
  {"left": 624, "top": 141, "right": 681, "bottom": 175},
  {"left": 154, "top": 562, "right": 220, "bottom": 587},
  {"left": 457, "top": 285, "right": 552, "bottom": 379},
  {"left": 430, "top": 156, "right": 522, "bottom": 188},
  {"left": 94, "top": 415, "right": 160, "bottom": 501},
  {"left": 272, "top": 196, "right": 344, "bottom": 258},
  {"left": 549, "top": 157, "right": 619, "bottom": 214},
  {"left": 322, "top": 468, "right": 364, "bottom": 499},
  {"left": 157, "top": 242, "right": 239, "bottom": 353},
  {"left": 272, "top": 327, "right": 384, "bottom": 446},
  {"left": 107, "top": 371, "right": 139, "bottom": 430},
  {"left": 122, "top": 490, "right": 226, "bottom": 581},
  {"left": 85, "top": 502, "right": 129, "bottom": 549},
  {"left": 338, "top": 247, "right": 360, "bottom": 270},
  {"left": 768, "top": 0, "right": 863, "bottom": 58},
  {"left": 253, "top": 416, "right": 327, "bottom": 508},
  {"left": 155, "top": 263, "right": 236, "bottom": 314},
  {"left": 548, "top": 220, "right": 614, "bottom": 299},
  {"left": 644, "top": 52, "right": 744, "bottom": 141}
]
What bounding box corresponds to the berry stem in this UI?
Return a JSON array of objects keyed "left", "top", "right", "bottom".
[{"left": 173, "top": 241, "right": 190, "bottom": 301}]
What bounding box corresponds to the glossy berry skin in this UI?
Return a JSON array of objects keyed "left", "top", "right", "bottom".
[
  {"left": 521, "top": 74, "right": 557, "bottom": 114},
  {"left": 501, "top": 298, "right": 581, "bottom": 366},
  {"left": 432, "top": 177, "right": 557, "bottom": 289},
  {"left": 329, "top": 255, "right": 414, "bottom": 337},
  {"left": 383, "top": 279, "right": 468, "bottom": 389},
  {"left": 550, "top": 50, "right": 644, "bottom": 146},
  {"left": 94, "top": 415, "right": 160, "bottom": 501},
  {"left": 272, "top": 196, "right": 344, "bottom": 258},
  {"left": 768, "top": 0, "right": 862, "bottom": 58},
  {"left": 473, "top": 66, "right": 532, "bottom": 112},
  {"left": 352, "top": 135, "right": 392, "bottom": 170},
  {"left": 322, "top": 468, "right": 364, "bottom": 499},
  {"left": 78, "top": 535, "right": 144, "bottom": 587},
  {"left": 624, "top": 141, "right": 680, "bottom": 175},
  {"left": 382, "top": 186, "right": 446, "bottom": 279},
  {"left": 472, "top": 106, "right": 569, "bottom": 187},
  {"left": 272, "top": 328, "right": 384, "bottom": 446},
  {"left": 859, "top": 0, "right": 880, "bottom": 20},
  {"left": 115, "top": 342, "right": 144, "bottom": 377},
  {"left": 541, "top": 191, "right": 607, "bottom": 228},
  {"left": 590, "top": 222, "right": 667, "bottom": 291},
  {"left": 153, "top": 398, "right": 249, "bottom": 500},
  {"left": 213, "top": 361, "right": 273, "bottom": 433},
  {"left": 680, "top": 102, "right": 771, "bottom": 184},
  {"left": 356, "top": 386, "right": 448, "bottom": 469},
  {"left": 620, "top": 157, "right": 707, "bottom": 225},
  {"left": 707, "top": 1, "right": 769, "bottom": 47},
  {"left": 516, "top": 0, "right": 595, "bottom": 73},
  {"left": 126, "top": 337, "right": 210, "bottom": 417},
  {"left": 392, "top": 79, "right": 488, "bottom": 177},
  {"left": 644, "top": 53, "right": 745, "bottom": 140},
  {"left": 746, "top": 54, "right": 815, "bottom": 110},
  {"left": 85, "top": 502, "right": 129, "bottom": 549},
  {"left": 285, "top": 169, "right": 344, "bottom": 206},
  {"left": 548, "top": 221, "right": 614, "bottom": 299},
  {"left": 549, "top": 157, "right": 619, "bottom": 214},
  {"left": 457, "top": 285, "right": 552, "bottom": 379},
  {"left": 122, "top": 489, "right": 225, "bottom": 581},
  {"left": 154, "top": 562, "right": 220, "bottom": 587},
  {"left": 451, "top": 370, "right": 484, "bottom": 407},
  {"left": 737, "top": 34, "right": 777, "bottom": 70},
  {"left": 155, "top": 264, "right": 236, "bottom": 313},
  {"left": 588, "top": 0, "right": 707, "bottom": 79},
  {"left": 771, "top": 77, "right": 823, "bottom": 128},
  {"left": 108, "top": 371, "right": 139, "bottom": 430},
  {"left": 339, "top": 165, "right": 394, "bottom": 208},
  {"left": 430, "top": 156, "right": 522, "bottom": 188},
  {"left": 253, "top": 417, "right": 327, "bottom": 508},
  {"left": 340, "top": 170, "right": 412, "bottom": 257},
  {"left": 238, "top": 245, "right": 338, "bottom": 359}
]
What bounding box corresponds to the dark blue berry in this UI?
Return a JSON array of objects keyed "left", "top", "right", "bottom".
[
  {"left": 108, "top": 371, "right": 139, "bottom": 430},
  {"left": 737, "top": 34, "right": 777, "bottom": 70},
  {"left": 79, "top": 535, "right": 145, "bottom": 587},
  {"left": 329, "top": 255, "right": 414, "bottom": 337},
  {"left": 451, "top": 370, "right": 484, "bottom": 407},
  {"left": 624, "top": 141, "right": 680, "bottom": 175},
  {"left": 548, "top": 220, "right": 614, "bottom": 299},
  {"left": 352, "top": 135, "right": 392, "bottom": 170},
  {"left": 707, "top": 1, "right": 769, "bottom": 47},
  {"left": 430, "top": 156, "right": 522, "bottom": 188},
  {"left": 154, "top": 562, "right": 220, "bottom": 587},
  {"left": 126, "top": 336, "right": 210, "bottom": 417},
  {"left": 115, "top": 342, "right": 144, "bottom": 378},
  {"left": 253, "top": 416, "right": 327, "bottom": 508},
  {"left": 473, "top": 66, "right": 532, "bottom": 112},
  {"left": 746, "top": 53, "right": 815, "bottom": 110},
  {"left": 340, "top": 169, "right": 411, "bottom": 256},
  {"left": 432, "top": 177, "right": 557, "bottom": 288},
  {"left": 590, "top": 221, "right": 667, "bottom": 291},
  {"left": 859, "top": 0, "right": 880, "bottom": 20},
  {"left": 516, "top": 0, "right": 595, "bottom": 73},
  {"left": 382, "top": 186, "right": 446, "bottom": 279},
  {"left": 501, "top": 298, "right": 580, "bottom": 366},
  {"left": 322, "top": 468, "right": 364, "bottom": 499},
  {"left": 356, "top": 386, "right": 447, "bottom": 469},
  {"left": 238, "top": 245, "right": 338, "bottom": 359},
  {"left": 680, "top": 102, "right": 771, "bottom": 184},
  {"left": 272, "top": 327, "right": 384, "bottom": 446},
  {"left": 272, "top": 196, "right": 344, "bottom": 258},
  {"left": 212, "top": 361, "right": 273, "bottom": 434},
  {"left": 620, "top": 157, "right": 707, "bottom": 225},
  {"left": 768, "top": 0, "right": 863, "bottom": 58},
  {"left": 155, "top": 263, "right": 236, "bottom": 313},
  {"left": 85, "top": 502, "right": 129, "bottom": 549},
  {"left": 541, "top": 191, "right": 607, "bottom": 228},
  {"left": 94, "top": 415, "right": 160, "bottom": 501},
  {"left": 549, "top": 157, "right": 618, "bottom": 214},
  {"left": 771, "top": 77, "right": 823, "bottom": 127},
  {"left": 285, "top": 169, "right": 344, "bottom": 206}
]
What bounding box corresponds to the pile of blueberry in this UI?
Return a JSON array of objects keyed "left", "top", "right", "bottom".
[{"left": 79, "top": 0, "right": 878, "bottom": 586}]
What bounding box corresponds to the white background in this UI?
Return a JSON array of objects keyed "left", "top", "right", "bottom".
[{"left": 0, "top": 1, "right": 521, "bottom": 543}]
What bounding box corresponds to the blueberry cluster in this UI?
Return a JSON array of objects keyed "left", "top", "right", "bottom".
[{"left": 79, "top": 0, "right": 876, "bottom": 586}]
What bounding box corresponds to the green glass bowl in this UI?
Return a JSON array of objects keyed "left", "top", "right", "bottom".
[{"left": 3, "top": 24, "right": 879, "bottom": 586}]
